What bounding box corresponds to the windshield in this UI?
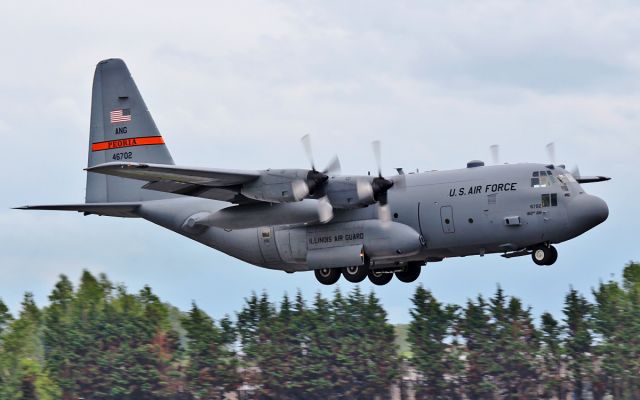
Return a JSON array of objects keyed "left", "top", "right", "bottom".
[{"left": 530, "top": 170, "right": 557, "bottom": 188}]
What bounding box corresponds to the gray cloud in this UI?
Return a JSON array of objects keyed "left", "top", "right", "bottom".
[{"left": 1, "top": 0, "right": 638, "bottom": 321}]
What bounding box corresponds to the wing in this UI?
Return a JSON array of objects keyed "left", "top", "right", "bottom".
[{"left": 86, "top": 162, "right": 261, "bottom": 203}]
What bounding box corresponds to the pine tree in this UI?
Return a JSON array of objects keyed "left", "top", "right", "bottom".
[
  {"left": 539, "top": 312, "right": 567, "bottom": 399},
  {"left": 408, "top": 286, "right": 460, "bottom": 399},
  {"left": 458, "top": 295, "right": 496, "bottom": 398},
  {"left": 0, "top": 292, "right": 61, "bottom": 400},
  {"left": 563, "top": 287, "right": 592, "bottom": 400},
  {"left": 182, "top": 302, "right": 240, "bottom": 398},
  {"left": 499, "top": 297, "right": 540, "bottom": 398},
  {"left": 0, "top": 298, "right": 12, "bottom": 335},
  {"left": 591, "top": 262, "right": 640, "bottom": 398}
]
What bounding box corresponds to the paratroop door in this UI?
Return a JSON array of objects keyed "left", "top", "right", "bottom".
[{"left": 440, "top": 206, "right": 455, "bottom": 233}]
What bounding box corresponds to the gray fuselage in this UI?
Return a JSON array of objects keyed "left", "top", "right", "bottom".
[{"left": 136, "top": 162, "right": 608, "bottom": 272}]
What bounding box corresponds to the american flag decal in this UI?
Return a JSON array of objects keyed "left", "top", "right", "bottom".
[{"left": 110, "top": 108, "right": 131, "bottom": 124}]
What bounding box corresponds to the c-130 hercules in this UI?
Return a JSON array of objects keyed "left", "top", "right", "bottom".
[{"left": 18, "top": 59, "right": 610, "bottom": 286}]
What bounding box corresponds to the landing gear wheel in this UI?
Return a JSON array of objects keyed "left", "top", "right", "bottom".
[
  {"left": 531, "top": 245, "right": 558, "bottom": 266},
  {"left": 315, "top": 268, "right": 341, "bottom": 285},
  {"left": 342, "top": 265, "right": 368, "bottom": 283},
  {"left": 368, "top": 269, "right": 393, "bottom": 286},
  {"left": 546, "top": 245, "right": 558, "bottom": 265},
  {"left": 395, "top": 265, "right": 421, "bottom": 283}
]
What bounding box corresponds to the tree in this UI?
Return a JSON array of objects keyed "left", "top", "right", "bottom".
[
  {"left": 0, "top": 292, "right": 60, "bottom": 400},
  {"left": 182, "top": 302, "right": 240, "bottom": 398},
  {"left": 0, "top": 298, "right": 12, "bottom": 335},
  {"left": 591, "top": 262, "right": 640, "bottom": 398},
  {"left": 539, "top": 312, "right": 567, "bottom": 399},
  {"left": 408, "top": 286, "right": 460, "bottom": 399},
  {"left": 457, "top": 295, "right": 496, "bottom": 398},
  {"left": 563, "top": 287, "right": 592, "bottom": 400},
  {"left": 498, "top": 297, "right": 540, "bottom": 398}
]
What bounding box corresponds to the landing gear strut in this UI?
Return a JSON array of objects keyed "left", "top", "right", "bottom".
[
  {"left": 368, "top": 269, "right": 394, "bottom": 286},
  {"left": 531, "top": 244, "right": 558, "bottom": 266},
  {"left": 314, "top": 268, "right": 341, "bottom": 285}
]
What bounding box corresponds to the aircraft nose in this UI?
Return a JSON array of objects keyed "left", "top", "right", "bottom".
[{"left": 568, "top": 194, "right": 609, "bottom": 235}]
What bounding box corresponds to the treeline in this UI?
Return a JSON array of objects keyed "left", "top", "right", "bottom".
[{"left": 0, "top": 263, "right": 638, "bottom": 400}]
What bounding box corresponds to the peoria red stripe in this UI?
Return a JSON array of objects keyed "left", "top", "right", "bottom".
[{"left": 91, "top": 136, "right": 165, "bottom": 152}]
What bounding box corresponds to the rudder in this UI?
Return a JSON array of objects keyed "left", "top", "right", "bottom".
[{"left": 86, "top": 58, "right": 175, "bottom": 203}]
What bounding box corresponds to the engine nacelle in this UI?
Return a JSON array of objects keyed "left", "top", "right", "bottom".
[
  {"left": 241, "top": 169, "right": 310, "bottom": 203},
  {"left": 325, "top": 176, "right": 376, "bottom": 209}
]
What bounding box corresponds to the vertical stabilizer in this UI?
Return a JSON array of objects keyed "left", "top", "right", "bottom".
[{"left": 86, "top": 58, "right": 174, "bottom": 203}]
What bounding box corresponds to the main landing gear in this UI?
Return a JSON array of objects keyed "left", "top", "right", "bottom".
[
  {"left": 314, "top": 263, "right": 423, "bottom": 286},
  {"left": 531, "top": 244, "right": 558, "bottom": 266}
]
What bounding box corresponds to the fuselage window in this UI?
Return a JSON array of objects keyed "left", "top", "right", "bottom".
[{"left": 540, "top": 193, "right": 559, "bottom": 207}]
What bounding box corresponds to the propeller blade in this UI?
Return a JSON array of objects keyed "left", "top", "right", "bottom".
[
  {"left": 291, "top": 179, "right": 310, "bottom": 201},
  {"left": 378, "top": 203, "right": 391, "bottom": 223},
  {"left": 571, "top": 165, "right": 581, "bottom": 179},
  {"left": 317, "top": 196, "right": 333, "bottom": 223},
  {"left": 356, "top": 179, "right": 375, "bottom": 203},
  {"left": 372, "top": 140, "right": 382, "bottom": 177},
  {"left": 545, "top": 142, "right": 556, "bottom": 165},
  {"left": 301, "top": 134, "right": 316, "bottom": 171},
  {"left": 490, "top": 144, "right": 500, "bottom": 165},
  {"left": 323, "top": 155, "right": 342, "bottom": 175}
]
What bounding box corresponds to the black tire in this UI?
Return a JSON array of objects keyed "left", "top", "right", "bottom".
[
  {"left": 531, "top": 245, "right": 556, "bottom": 266},
  {"left": 368, "top": 269, "right": 393, "bottom": 286},
  {"left": 314, "top": 268, "right": 341, "bottom": 285},
  {"left": 546, "top": 245, "right": 558, "bottom": 265},
  {"left": 395, "top": 265, "right": 421, "bottom": 283},
  {"left": 342, "top": 265, "right": 368, "bottom": 283}
]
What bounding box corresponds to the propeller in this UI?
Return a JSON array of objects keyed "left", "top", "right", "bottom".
[
  {"left": 490, "top": 144, "right": 500, "bottom": 165},
  {"left": 545, "top": 142, "right": 556, "bottom": 165},
  {"left": 300, "top": 134, "right": 342, "bottom": 223},
  {"left": 546, "top": 142, "right": 581, "bottom": 176},
  {"left": 370, "top": 140, "right": 395, "bottom": 222}
]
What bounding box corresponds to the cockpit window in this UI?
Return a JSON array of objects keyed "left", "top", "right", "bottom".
[{"left": 531, "top": 170, "right": 558, "bottom": 188}]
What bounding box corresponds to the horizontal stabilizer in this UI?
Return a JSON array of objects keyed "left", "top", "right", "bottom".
[
  {"left": 14, "top": 203, "right": 141, "bottom": 218},
  {"left": 576, "top": 176, "right": 611, "bottom": 184}
]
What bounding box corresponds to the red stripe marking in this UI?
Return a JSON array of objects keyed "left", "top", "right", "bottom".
[{"left": 91, "top": 136, "right": 165, "bottom": 152}]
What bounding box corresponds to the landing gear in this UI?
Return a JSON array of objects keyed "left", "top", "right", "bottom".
[
  {"left": 315, "top": 268, "right": 341, "bottom": 285},
  {"left": 531, "top": 244, "right": 558, "bottom": 266},
  {"left": 368, "top": 269, "right": 394, "bottom": 286},
  {"left": 342, "top": 265, "right": 368, "bottom": 283},
  {"left": 395, "top": 264, "right": 422, "bottom": 283}
]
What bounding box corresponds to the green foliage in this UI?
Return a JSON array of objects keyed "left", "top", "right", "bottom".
[
  {"left": 42, "top": 271, "right": 183, "bottom": 400},
  {"left": 408, "top": 286, "right": 460, "bottom": 399},
  {"left": 590, "top": 262, "right": 640, "bottom": 399},
  {"left": 1, "top": 263, "right": 639, "bottom": 399},
  {"left": 238, "top": 287, "right": 399, "bottom": 399},
  {"left": 181, "top": 303, "right": 240, "bottom": 398},
  {"left": 563, "top": 287, "right": 592, "bottom": 399}
]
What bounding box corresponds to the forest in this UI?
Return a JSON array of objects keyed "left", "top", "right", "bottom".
[{"left": 0, "top": 262, "right": 638, "bottom": 400}]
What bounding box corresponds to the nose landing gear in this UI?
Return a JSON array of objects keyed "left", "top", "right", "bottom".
[{"left": 531, "top": 244, "right": 558, "bottom": 266}]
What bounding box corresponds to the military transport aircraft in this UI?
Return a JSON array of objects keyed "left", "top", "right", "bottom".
[{"left": 17, "top": 59, "right": 611, "bottom": 286}]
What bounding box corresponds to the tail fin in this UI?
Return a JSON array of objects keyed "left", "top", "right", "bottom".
[{"left": 86, "top": 58, "right": 175, "bottom": 203}]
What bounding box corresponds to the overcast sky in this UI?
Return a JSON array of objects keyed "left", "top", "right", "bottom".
[{"left": 1, "top": 0, "right": 638, "bottom": 323}]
